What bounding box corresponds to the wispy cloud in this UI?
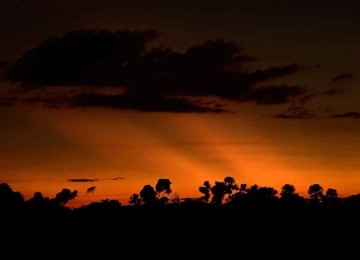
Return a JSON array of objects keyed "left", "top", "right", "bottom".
[
  {"left": 331, "top": 73, "right": 354, "bottom": 83},
  {"left": 68, "top": 177, "right": 125, "bottom": 182},
  {"left": 331, "top": 112, "right": 360, "bottom": 119},
  {"left": 275, "top": 109, "right": 315, "bottom": 119},
  {"left": 110, "top": 177, "right": 125, "bottom": 181},
  {"left": 68, "top": 178, "right": 99, "bottom": 182},
  {"left": 274, "top": 94, "right": 315, "bottom": 119}
]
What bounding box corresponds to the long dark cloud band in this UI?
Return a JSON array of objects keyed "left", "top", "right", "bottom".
[{"left": 4, "top": 29, "right": 305, "bottom": 112}]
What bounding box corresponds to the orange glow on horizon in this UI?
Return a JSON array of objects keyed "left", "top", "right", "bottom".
[{"left": 1, "top": 105, "right": 360, "bottom": 208}]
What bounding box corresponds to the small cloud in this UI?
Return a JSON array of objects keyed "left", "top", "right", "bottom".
[
  {"left": 86, "top": 186, "right": 96, "bottom": 194},
  {"left": 111, "top": 177, "right": 125, "bottom": 181},
  {"left": 68, "top": 178, "right": 99, "bottom": 182},
  {"left": 275, "top": 94, "right": 315, "bottom": 119},
  {"left": 323, "top": 87, "right": 344, "bottom": 96},
  {"left": 323, "top": 73, "right": 354, "bottom": 96},
  {"left": 331, "top": 73, "right": 354, "bottom": 83},
  {"left": 331, "top": 112, "right": 360, "bottom": 119},
  {"left": 275, "top": 109, "right": 315, "bottom": 119}
]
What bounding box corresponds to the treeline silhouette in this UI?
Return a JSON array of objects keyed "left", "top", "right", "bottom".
[
  {"left": 1, "top": 177, "right": 360, "bottom": 253},
  {"left": 1, "top": 176, "right": 360, "bottom": 216}
]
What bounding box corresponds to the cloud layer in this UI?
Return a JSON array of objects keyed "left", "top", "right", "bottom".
[{"left": 5, "top": 29, "right": 305, "bottom": 112}]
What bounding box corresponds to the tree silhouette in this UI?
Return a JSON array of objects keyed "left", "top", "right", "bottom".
[
  {"left": 199, "top": 181, "right": 211, "bottom": 203},
  {"left": 155, "top": 179, "right": 172, "bottom": 200},
  {"left": 279, "top": 183, "right": 305, "bottom": 208},
  {"left": 134, "top": 179, "right": 174, "bottom": 206},
  {"left": 129, "top": 193, "right": 142, "bottom": 206},
  {"left": 140, "top": 185, "right": 157, "bottom": 205},
  {"left": 224, "top": 176, "right": 239, "bottom": 202},
  {"left": 78, "top": 199, "right": 121, "bottom": 213},
  {"left": 308, "top": 184, "right": 324, "bottom": 203},
  {"left": 211, "top": 181, "right": 227, "bottom": 204},
  {"left": 53, "top": 188, "right": 78, "bottom": 206},
  {"left": 0, "top": 183, "right": 25, "bottom": 210},
  {"left": 280, "top": 184, "right": 296, "bottom": 199},
  {"left": 325, "top": 188, "right": 338, "bottom": 199},
  {"left": 230, "top": 183, "right": 248, "bottom": 206},
  {"left": 240, "top": 184, "right": 279, "bottom": 208},
  {"left": 27, "top": 191, "right": 51, "bottom": 210},
  {"left": 239, "top": 184, "right": 247, "bottom": 195},
  {"left": 258, "top": 187, "right": 278, "bottom": 199},
  {"left": 2, "top": 176, "right": 360, "bottom": 215},
  {"left": 324, "top": 188, "right": 339, "bottom": 208},
  {"left": 344, "top": 194, "right": 360, "bottom": 209}
]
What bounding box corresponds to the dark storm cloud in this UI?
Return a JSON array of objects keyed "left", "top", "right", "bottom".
[
  {"left": 5, "top": 29, "right": 305, "bottom": 112},
  {"left": 68, "top": 178, "right": 99, "bottom": 182},
  {"left": 7, "top": 29, "right": 159, "bottom": 86},
  {"left": 331, "top": 73, "right": 354, "bottom": 83},
  {"left": 331, "top": 112, "right": 360, "bottom": 119}
]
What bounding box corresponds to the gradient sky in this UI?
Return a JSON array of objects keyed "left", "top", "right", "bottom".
[{"left": 0, "top": 0, "right": 359, "bottom": 207}]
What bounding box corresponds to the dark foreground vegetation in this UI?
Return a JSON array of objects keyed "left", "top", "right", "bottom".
[
  {"left": 2, "top": 176, "right": 360, "bottom": 220},
  {"left": 1, "top": 177, "right": 359, "bottom": 255}
]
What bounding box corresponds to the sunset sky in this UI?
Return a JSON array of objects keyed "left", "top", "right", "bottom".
[{"left": 0, "top": 0, "right": 359, "bottom": 207}]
